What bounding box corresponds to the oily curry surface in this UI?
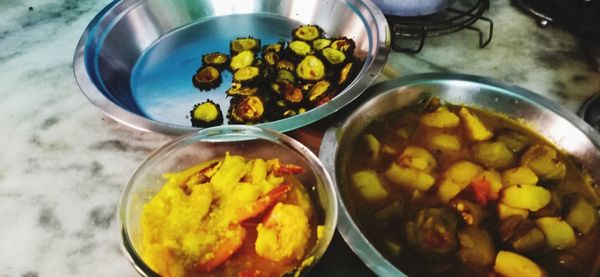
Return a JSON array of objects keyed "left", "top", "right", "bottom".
[
  {"left": 140, "top": 153, "right": 319, "bottom": 277},
  {"left": 343, "top": 99, "right": 600, "bottom": 276}
]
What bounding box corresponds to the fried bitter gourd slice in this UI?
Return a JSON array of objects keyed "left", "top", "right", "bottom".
[
  {"left": 269, "top": 80, "right": 303, "bottom": 104},
  {"left": 190, "top": 100, "right": 224, "bottom": 127},
  {"left": 233, "top": 66, "right": 261, "bottom": 86},
  {"left": 192, "top": 66, "right": 222, "bottom": 91},
  {"left": 276, "top": 69, "right": 295, "bottom": 83},
  {"left": 312, "top": 38, "right": 331, "bottom": 51},
  {"left": 282, "top": 83, "right": 304, "bottom": 104},
  {"left": 338, "top": 59, "right": 360, "bottom": 86},
  {"left": 230, "top": 36, "right": 261, "bottom": 54},
  {"left": 276, "top": 60, "right": 295, "bottom": 71},
  {"left": 296, "top": 55, "right": 326, "bottom": 81},
  {"left": 261, "top": 42, "right": 285, "bottom": 66},
  {"left": 229, "top": 50, "right": 255, "bottom": 72},
  {"left": 307, "top": 80, "right": 331, "bottom": 103},
  {"left": 226, "top": 82, "right": 258, "bottom": 97},
  {"left": 228, "top": 95, "right": 265, "bottom": 123},
  {"left": 202, "top": 52, "right": 229, "bottom": 71},
  {"left": 286, "top": 40, "right": 313, "bottom": 61},
  {"left": 331, "top": 37, "right": 356, "bottom": 56},
  {"left": 264, "top": 42, "right": 284, "bottom": 53},
  {"left": 293, "top": 24, "right": 324, "bottom": 42},
  {"left": 321, "top": 47, "right": 347, "bottom": 67},
  {"left": 263, "top": 50, "right": 280, "bottom": 67}
]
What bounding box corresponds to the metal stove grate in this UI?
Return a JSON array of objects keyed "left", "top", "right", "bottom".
[{"left": 387, "top": 0, "right": 493, "bottom": 53}]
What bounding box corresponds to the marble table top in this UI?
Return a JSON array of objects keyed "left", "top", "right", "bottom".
[{"left": 0, "top": 0, "right": 598, "bottom": 276}]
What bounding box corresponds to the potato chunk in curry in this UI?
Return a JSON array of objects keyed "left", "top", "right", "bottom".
[
  {"left": 437, "top": 160, "right": 483, "bottom": 203},
  {"left": 473, "top": 141, "right": 516, "bottom": 169},
  {"left": 459, "top": 107, "right": 493, "bottom": 141},
  {"left": 420, "top": 107, "right": 460, "bottom": 128}
]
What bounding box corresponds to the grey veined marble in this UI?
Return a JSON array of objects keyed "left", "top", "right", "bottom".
[
  {"left": 0, "top": 0, "right": 170, "bottom": 276},
  {"left": 0, "top": 0, "right": 598, "bottom": 276}
]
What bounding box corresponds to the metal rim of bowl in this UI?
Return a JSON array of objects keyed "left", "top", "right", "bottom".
[
  {"left": 118, "top": 125, "right": 339, "bottom": 276},
  {"left": 319, "top": 72, "right": 600, "bottom": 276},
  {"left": 372, "top": 0, "right": 455, "bottom": 17},
  {"left": 73, "top": 0, "right": 390, "bottom": 135}
]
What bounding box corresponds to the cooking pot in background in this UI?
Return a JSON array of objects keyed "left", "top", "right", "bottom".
[
  {"left": 513, "top": 0, "right": 600, "bottom": 72},
  {"left": 372, "top": 0, "right": 454, "bottom": 16}
]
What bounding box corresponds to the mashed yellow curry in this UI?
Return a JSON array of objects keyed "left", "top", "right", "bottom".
[{"left": 141, "top": 153, "right": 316, "bottom": 277}]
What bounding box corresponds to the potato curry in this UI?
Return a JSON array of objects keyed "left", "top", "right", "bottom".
[
  {"left": 345, "top": 98, "right": 600, "bottom": 276},
  {"left": 140, "top": 153, "right": 319, "bottom": 277}
]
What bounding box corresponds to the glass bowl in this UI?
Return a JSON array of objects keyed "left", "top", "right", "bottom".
[{"left": 119, "top": 125, "right": 337, "bottom": 276}]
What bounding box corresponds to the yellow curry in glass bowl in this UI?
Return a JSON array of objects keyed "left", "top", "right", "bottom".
[
  {"left": 141, "top": 153, "right": 317, "bottom": 276},
  {"left": 119, "top": 126, "right": 337, "bottom": 277}
]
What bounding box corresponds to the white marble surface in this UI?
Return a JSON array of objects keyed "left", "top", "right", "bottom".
[
  {"left": 0, "top": 0, "right": 598, "bottom": 276},
  {"left": 0, "top": 1, "right": 171, "bottom": 276}
]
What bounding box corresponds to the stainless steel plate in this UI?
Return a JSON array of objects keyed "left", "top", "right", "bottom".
[
  {"left": 73, "top": 0, "right": 390, "bottom": 134},
  {"left": 319, "top": 73, "right": 600, "bottom": 276}
]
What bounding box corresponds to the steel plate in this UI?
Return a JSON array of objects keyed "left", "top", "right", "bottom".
[
  {"left": 73, "top": 0, "right": 389, "bottom": 134},
  {"left": 319, "top": 73, "right": 600, "bottom": 276}
]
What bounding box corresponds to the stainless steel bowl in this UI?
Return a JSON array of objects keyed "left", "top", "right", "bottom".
[
  {"left": 73, "top": 0, "right": 390, "bottom": 134},
  {"left": 319, "top": 73, "right": 600, "bottom": 276},
  {"left": 372, "top": 0, "right": 454, "bottom": 16},
  {"left": 119, "top": 125, "right": 338, "bottom": 276}
]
